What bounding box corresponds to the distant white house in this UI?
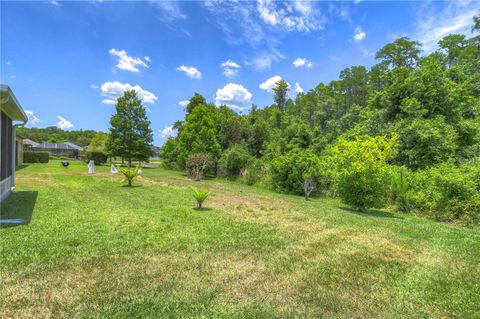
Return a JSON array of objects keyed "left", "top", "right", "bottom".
[{"left": 1, "top": 85, "right": 28, "bottom": 201}]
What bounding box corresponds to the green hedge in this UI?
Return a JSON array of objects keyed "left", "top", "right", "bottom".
[
  {"left": 23, "top": 151, "right": 49, "bottom": 163},
  {"left": 86, "top": 152, "right": 108, "bottom": 165}
]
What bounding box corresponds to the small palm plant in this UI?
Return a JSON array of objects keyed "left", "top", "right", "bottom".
[
  {"left": 119, "top": 166, "right": 142, "bottom": 187},
  {"left": 190, "top": 186, "right": 210, "bottom": 209}
]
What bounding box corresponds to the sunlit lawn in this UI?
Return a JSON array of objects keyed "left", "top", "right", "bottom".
[{"left": 1, "top": 161, "right": 479, "bottom": 318}]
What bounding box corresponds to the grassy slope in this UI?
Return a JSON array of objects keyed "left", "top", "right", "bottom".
[{"left": 1, "top": 161, "right": 479, "bottom": 319}]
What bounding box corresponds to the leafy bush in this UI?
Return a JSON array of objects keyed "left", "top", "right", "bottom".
[
  {"left": 407, "top": 162, "right": 480, "bottom": 226},
  {"left": 190, "top": 186, "right": 210, "bottom": 209},
  {"left": 23, "top": 151, "right": 49, "bottom": 163},
  {"left": 390, "top": 166, "right": 411, "bottom": 212},
  {"left": 186, "top": 153, "right": 213, "bottom": 181},
  {"left": 86, "top": 152, "right": 108, "bottom": 165},
  {"left": 119, "top": 166, "right": 142, "bottom": 187},
  {"left": 160, "top": 137, "right": 179, "bottom": 169},
  {"left": 331, "top": 134, "right": 397, "bottom": 211},
  {"left": 217, "top": 144, "right": 251, "bottom": 178},
  {"left": 270, "top": 148, "right": 322, "bottom": 198}
]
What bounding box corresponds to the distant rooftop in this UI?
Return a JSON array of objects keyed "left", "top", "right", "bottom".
[{"left": 33, "top": 142, "right": 83, "bottom": 151}]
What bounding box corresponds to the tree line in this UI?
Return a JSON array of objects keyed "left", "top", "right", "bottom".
[{"left": 162, "top": 18, "right": 480, "bottom": 225}]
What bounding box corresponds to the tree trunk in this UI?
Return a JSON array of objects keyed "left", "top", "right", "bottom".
[
  {"left": 128, "top": 158, "right": 132, "bottom": 168},
  {"left": 128, "top": 180, "right": 132, "bottom": 187}
]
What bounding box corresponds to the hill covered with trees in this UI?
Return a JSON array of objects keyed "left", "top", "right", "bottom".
[
  {"left": 162, "top": 19, "right": 480, "bottom": 226},
  {"left": 17, "top": 126, "right": 99, "bottom": 147}
]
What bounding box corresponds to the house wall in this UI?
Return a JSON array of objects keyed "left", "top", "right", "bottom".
[
  {"left": 0, "top": 111, "right": 15, "bottom": 202},
  {"left": 16, "top": 135, "right": 23, "bottom": 166}
]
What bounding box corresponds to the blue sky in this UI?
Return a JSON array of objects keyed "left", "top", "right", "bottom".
[{"left": 2, "top": 0, "right": 479, "bottom": 145}]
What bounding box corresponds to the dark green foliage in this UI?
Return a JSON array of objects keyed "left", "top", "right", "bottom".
[
  {"left": 23, "top": 151, "right": 49, "bottom": 163},
  {"left": 163, "top": 23, "right": 480, "bottom": 224},
  {"left": 177, "top": 104, "right": 221, "bottom": 168},
  {"left": 270, "top": 148, "right": 322, "bottom": 195},
  {"left": 86, "top": 152, "right": 107, "bottom": 165},
  {"left": 217, "top": 144, "right": 251, "bottom": 178},
  {"left": 106, "top": 90, "right": 153, "bottom": 167},
  {"left": 160, "top": 137, "right": 179, "bottom": 169},
  {"left": 407, "top": 162, "right": 480, "bottom": 226},
  {"left": 17, "top": 126, "right": 97, "bottom": 147},
  {"left": 375, "top": 37, "right": 422, "bottom": 68},
  {"left": 273, "top": 80, "right": 289, "bottom": 111}
]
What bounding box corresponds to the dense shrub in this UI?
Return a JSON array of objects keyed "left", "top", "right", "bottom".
[
  {"left": 23, "top": 151, "right": 49, "bottom": 163},
  {"left": 217, "top": 144, "right": 251, "bottom": 178},
  {"left": 240, "top": 159, "right": 268, "bottom": 186},
  {"left": 160, "top": 137, "right": 179, "bottom": 169},
  {"left": 186, "top": 153, "right": 213, "bottom": 181},
  {"left": 86, "top": 152, "right": 108, "bottom": 165},
  {"left": 406, "top": 162, "right": 480, "bottom": 226},
  {"left": 270, "top": 148, "right": 322, "bottom": 196},
  {"left": 331, "top": 134, "right": 397, "bottom": 211},
  {"left": 390, "top": 166, "right": 411, "bottom": 213}
]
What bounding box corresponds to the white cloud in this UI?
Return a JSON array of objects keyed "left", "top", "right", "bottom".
[
  {"left": 25, "top": 110, "right": 41, "bottom": 127},
  {"left": 257, "top": 0, "right": 326, "bottom": 32},
  {"left": 354, "top": 28, "right": 366, "bottom": 41},
  {"left": 204, "top": 1, "right": 266, "bottom": 47},
  {"left": 149, "top": 1, "right": 186, "bottom": 22},
  {"left": 159, "top": 126, "right": 177, "bottom": 138},
  {"left": 100, "top": 81, "right": 158, "bottom": 105},
  {"left": 245, "top": 49, "right": 285, "bottom": 70},
  {"left": 293, "top": 57, "right": 312, "bottom": 68},
  {"left": 178, "top": 100, "right": 189, "bottom": 108},
  {"left": 10, "top": 75, "right": 16, "bottom": 79},
  {"left": 6, "top": 61, "right": 11, "bottom": 65},
  {"left": 259, "top": 75, "right": 289, "bottom": 93},
  {"left": 90, "top": 84, "right": 99, "bottom": 89},
  {"left": 295, "top": 82, "right": 304, "bottom": 94},
  {"left": 56, "top": 116, "right": 73, "bottom": 130},
  {"left": 414, "top": 1, "right": 480, "bottom": 52},
  {"left": 109, "top": 48, "right": 149, "bottom": 73},
  {"left": 215, "top": 83, "right": 253, "bottom": 111},
  {"left": 221, "top": 60, "right": 240, "bottom": 68},
  {"left": 221, "top": 60, "right": 241, "bottom": 77},
  {"left": 144, "top": 56, "right": 151, "bottom": 62},
  {"left": 50, "top": 0, "right": 60, "bottom": 6},
  {"left": 176, "top": 65, "right": 202, "bottom": 79}
]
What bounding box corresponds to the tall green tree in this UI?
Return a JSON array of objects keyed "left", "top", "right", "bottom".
[
  {"left": 177, "top": 103, "right": 221, "bottom": 167},
  {"left": 273, "top": 80, "right": 290, "bottom": 112},
  {"left": 438, "top": 34, "right": 466, "bottom": 68},
  {"left": 106, "top": 90, "right": 153, "bottom": 166},
  {"left": 375, "top": 37, "right": 422, "bottom": 69}
]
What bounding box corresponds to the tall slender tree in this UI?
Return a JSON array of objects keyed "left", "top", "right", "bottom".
[
  {"left": 273, "top": 80, "right": 290, "bottom": 112},
  {"left": 106, "top": 90, "right": 153, "bottom": 167}
]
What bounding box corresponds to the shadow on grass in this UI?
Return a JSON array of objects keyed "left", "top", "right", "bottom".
[
  {"left": 15, "top": 165, "right": 29, "bottom": 172},
  {"left": 339, "top": 206, "right": 404, "bottom": 220},
  {"left": 193, "top": 207, "right": 213, "bottom": 212},
  {"left": 0, "top": 191, "right": 38, "bottom": 228},
  {"left": 121, "top": 184, "right": 143, "bottom": 188}
]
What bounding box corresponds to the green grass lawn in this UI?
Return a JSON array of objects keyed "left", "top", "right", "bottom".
[{"left": 1, "top": 161, "right": 479, "bottom": 318}]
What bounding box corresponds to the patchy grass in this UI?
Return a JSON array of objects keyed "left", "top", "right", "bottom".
[{"left": 1, "top": 161, "right": 479, "bottom": 318}]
